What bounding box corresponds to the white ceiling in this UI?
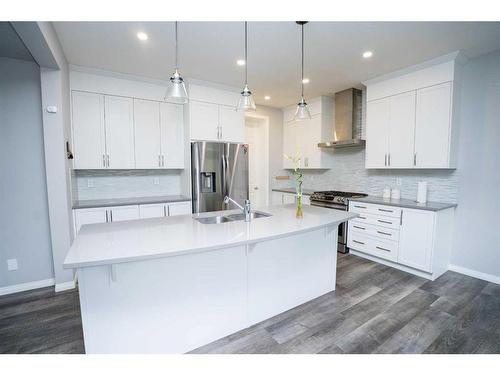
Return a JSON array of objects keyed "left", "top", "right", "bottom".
[{"left": 53, "top": 21, "right": 500, "bottom": 108}]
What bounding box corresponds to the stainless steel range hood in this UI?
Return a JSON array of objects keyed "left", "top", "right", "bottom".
[{"left": 318, "top": 88, "right": 365, "bottom": 148}]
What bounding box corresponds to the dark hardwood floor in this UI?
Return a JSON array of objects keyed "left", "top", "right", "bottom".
[{"left": 1, "top": 253, "right": 499, "bottom": 354}]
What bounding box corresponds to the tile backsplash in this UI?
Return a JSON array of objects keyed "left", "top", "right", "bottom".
[
  {"left": 274, "top": 148, "right": 459, "bottom": 203},
  {"left": 72, "top": 169, "right": 183, "bottom": 201}
]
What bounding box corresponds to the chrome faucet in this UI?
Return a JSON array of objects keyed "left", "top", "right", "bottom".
[{"left": 224, "top": 196, "right": 252, "bottom": 222}]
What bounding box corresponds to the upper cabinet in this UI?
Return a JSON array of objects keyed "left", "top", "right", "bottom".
[
  {"left": 72, "top": 91, "right": 184, "bottom": 170},
  {"left": 188, "top": 84, "right": 245, "bottom": 143},
  {"left": 282, "top": 96, "right": 334, "bottom": 169},
  {"left": 364, "top": 53, "right": 462, "bottom": 169},
  {"left": 72, "top": 91, "right": 134, "bottom": 169}
]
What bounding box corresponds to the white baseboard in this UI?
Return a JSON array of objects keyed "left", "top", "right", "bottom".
[
  {"left": 449, "top": 264, "right": 500, "bottom": 285},
  {"left": 0, "top": 278, "right": 55, "bottom": 296},
  {"left": 55, "top": 275, "right": 77, "bottom": 292}
]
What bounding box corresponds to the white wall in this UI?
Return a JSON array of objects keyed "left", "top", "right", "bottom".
[
  {"left": 450, "top": 49, "right": 500, "bottom": 282},
  {"left": 0, "top": 57, "right": 55, "bottom": 290}
]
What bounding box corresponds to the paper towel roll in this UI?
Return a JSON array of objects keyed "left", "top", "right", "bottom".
[{"left": 417, "top": 181, "right": 428, "bottom": 203}]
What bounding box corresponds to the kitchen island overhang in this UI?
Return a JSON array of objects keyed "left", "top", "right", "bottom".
[{"left": 65, "top": 204, "right": 357, "bottom": 353}]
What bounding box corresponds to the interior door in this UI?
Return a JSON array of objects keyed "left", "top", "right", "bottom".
[
  {"left": 134, "top": 99, "right": 161, "bottom": 169},
  {"left": 190, "top": 101, "right": 219, "bottom": 141},
  {"left": 415, "top": 82, "right": 452, "bottom": 168},
  {"left": 219, "top": 105, "right": 245, "bottom": 143},
  {"left": 245, "top": 118, "right": 268, "bottom": 207},
  {"left": 72, "top": 91, "right": 106, "bottom": 169},
  {"left": 388, "top": 91, "right": 416, "bottom": 168},
  {"left": 105, "top": 95, "right": 135, "bottom": 169},
  {"left": 160, "top": 102, "right": 184, "bottom": 168},
  {"left": 365, "top": 98, "right": 390, "bottom": 168}
]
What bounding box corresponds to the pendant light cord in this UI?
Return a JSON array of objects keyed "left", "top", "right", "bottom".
[
  {"left": 244, "top": 21, "right": 248, "bottom": 85},
  {"left": 175, "top": 21, "right": 178, "bottom": 70},
  {"left": 301, "top": 23, "right": 304, "bottom": 98}
]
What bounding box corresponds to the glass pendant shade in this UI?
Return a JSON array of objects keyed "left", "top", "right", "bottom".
[
  {"left": 165, "top": 69, "right": 188, "bottom": 104},
  {"left": 238, "top": 84, "right": 256, "bottom": 111},
  {"left": 294, "top": 97, "right": 311, "bottom": 121}
]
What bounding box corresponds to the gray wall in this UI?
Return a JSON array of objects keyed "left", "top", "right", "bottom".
[
  {"left": 450, "top": 49, "right": 500, "bottom": 278},
  {"left": 0, "top": 57, "right": 55, "bottom": 288}
]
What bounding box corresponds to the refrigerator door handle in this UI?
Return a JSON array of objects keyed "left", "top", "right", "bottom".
[{"left": 221, "top": 153, "right": 227, "bottom": 209}]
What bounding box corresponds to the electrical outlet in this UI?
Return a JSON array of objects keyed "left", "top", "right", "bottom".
[
  {"left": 7, "top": 259, "right": 18, "bottom": 271},
  {"left": 396, "top": 178, "right": 402, "bottom": 186},
  {"left": 87, "top": 179, "right": 94, "bottom": 188},
  {"left": 153, "top": 177, "right": 160, "bottom": 185}
]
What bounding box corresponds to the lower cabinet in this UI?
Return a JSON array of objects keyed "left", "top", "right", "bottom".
[
  {"left": 348, "top": 201, "right": 454, "bottom": 280},
  {"left": 139, "top": 201, "right": 192, "bottom": 219},
  {"left": 74, "top": 205, "right": 140, "bottom": 233},
  {"left": 271, "top": 191, "right": 310, "bottom": 206},
  {"left": 74, "top": 201, "right": 192, "bottom": 233}
]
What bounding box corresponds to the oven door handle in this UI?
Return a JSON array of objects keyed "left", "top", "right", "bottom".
[{"left": 310, "top": 202, "right": 347, "bottom": 210}]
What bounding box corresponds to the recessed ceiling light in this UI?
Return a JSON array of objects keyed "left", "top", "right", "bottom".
[
  {"left": 264, "top": 96, "right": 271, "bottom": 100},
  {"left": 137, "top": 32, "right": 148, "bottom": 41},
  {"left": 237, "top": 59, "right": 246, "bottom": 66},
  {"left": 302, "top": 78, "right": 310, "bottom": 84},
  {"left": 362, "top": 51, "right": 373, "bottom": 59}
]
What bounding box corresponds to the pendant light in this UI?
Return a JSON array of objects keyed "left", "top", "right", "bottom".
[
  {"left": 237, "top": 21, "right": 256, "bottom": 112},
  {"left": 294, "top": 21, "right": 311, "bottom": 121},
  {"left": 165, "top": 21, "right": 188, "bottom": 104}
]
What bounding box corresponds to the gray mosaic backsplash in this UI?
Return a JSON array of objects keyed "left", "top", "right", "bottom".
[
  {"left": 273, "top": 148, "right": 459, "bottom": 203},
  {"left": 73, "top": 169, "right": 183, "bottom": 201}
]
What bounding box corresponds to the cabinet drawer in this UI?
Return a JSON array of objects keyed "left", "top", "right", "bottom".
[
  {"left": 350, "top": 212, "right": 400, "bottom": 230},
  {"left": 349, "top": 201, "right": 401, "bottom": 218},
  {"left": 348, "top": 221, "right": 400, "bottom": 242},
  {"left": 348, "top": 232, "right": 398, "bottom": 262}
]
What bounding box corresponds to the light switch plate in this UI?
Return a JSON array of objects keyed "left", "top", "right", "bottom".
[
  {"left": 153, "top": 177, "right": 160, "bottom": 185},
  {"left": 7, "top": 259, "right": 18, "bottom": 271},
  {"left": 87, "top": 179, "right": 94, "bottom": 188},
  {"left": 396, "top": 178, "right": 402, "bottom": 186}
]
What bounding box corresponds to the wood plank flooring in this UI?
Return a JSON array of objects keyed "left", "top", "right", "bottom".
[{"left": 1, "top": 253, "right": 499, "bottom": 354}]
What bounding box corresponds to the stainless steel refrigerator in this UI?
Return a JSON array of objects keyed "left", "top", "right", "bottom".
[{"left": 191, "top": 141, "right": 249, "bottom": 213}]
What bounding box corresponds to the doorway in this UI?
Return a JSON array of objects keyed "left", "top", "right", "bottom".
[{"left": 245, "top": 114, "right": 269, "bottom": 207}]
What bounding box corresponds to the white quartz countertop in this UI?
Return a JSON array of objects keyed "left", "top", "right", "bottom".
[{"left": 64, "top": 204, "right": 357, "bottom": 269}]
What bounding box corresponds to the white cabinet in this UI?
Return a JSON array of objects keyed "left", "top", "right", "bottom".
[
  {"left": 414, "top": 82, "right": 453, "bottom": 168},
  {"left": 348, "top": 201, "right": 455, "bottom": 280},
  {"left": 73, "top": 205, "right": 140, "bottom": 233},
  {"left": 282, "top": 96, "right": 333, "bottom": 169},
  {"left": 398, "top": 208, "right": 434, "bottom": 272},
  {"left": 72, "top": 91, "right": 105, "bottom": 169},
  {"left": 74, "top": 207, "right": 107, "bottom": 233},
  {"left": 161, "top": 102, "right": 185, "bottom": 168},
  {"left": 104, "top": 96, "right": 135, "bottom": 169},
  {"left": 364, "top": 56, "right": 461, "bottom": 169},
  {"left": 72, "top": 92, "right": 134, "bottom": 169},
  {"left": 139, "top": 201, "right": 191, "bottom": 219},
  {"left": 190, "top": 100, "right": 245, "bottom": 143},
  {"left": 365, "top": 91, "right": 416, "bottom": 168},
  {"left": 134, "top": 99, "right": 161, "bottom": 169}
]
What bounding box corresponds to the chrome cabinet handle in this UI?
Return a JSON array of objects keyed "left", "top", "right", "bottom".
[
  {"left": 358, "top": 216, "right": 366, "bottom": 220},
  {"left": 378, "top": 208, "right": 393, "bottom": 213},
  {"left": 353, "top": 240, "right": 365, "bottom": 245},
  {"left": 414, "top": 153, "right": 417, "bottom": 166},
  {"left": 106, "top": 155, "right": 110, "bottom": 168},
  {"left": 376, "top": 246, "right": 390, "bottom": 252},
  {"left": 163, "top": 205, "right": 167, "bottom": 217},
  {"left": 377, "top": 231, "right": 392, "bottom": 236},
  {"left": 102, "top": 154, "right": 106, "bottom": 167},
  {"left": 353, "top": 225, "right": 366, "bottom": 230},
  {"left": 158, "top": 155, "right": 161, "bottom": 167},
  {"left": 161, "top": 155, "right": 165, "bottom": 167},
  {"left": 388, "top": 153, "right": 391, "bottom": 166},
  {"left": 377, "top": 219, "right": 393, "bottom": 224},
  {"left": 384, "top": 154, "right": 387, "bottom": 166},
  {"left": 400, "top": 210, "right": 403, "bottom": 225},
  {"left": 105, "top": 210, "right": 109, "bottom": 222},
  {"left": 109, "top": 210, "right": 113, "bottom": 222},
  {"left": 354, "top": 205, "right": 367, "bottom": 209}
]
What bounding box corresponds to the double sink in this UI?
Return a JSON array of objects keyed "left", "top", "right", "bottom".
[{"left": 194, "top": 211, "right": 272, "bottom": 224}]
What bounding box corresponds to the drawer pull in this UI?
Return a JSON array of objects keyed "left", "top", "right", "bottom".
[
  {"left": 377, "top": 231, "right": 392, "bottom": 236},
  {"left": 358, "top": 216, "right": 366, "bottom": 220},
  {"left": 354, "top": 205, "right": 367, "bottom": 209},
  {"left": 376, "top": 246, "right": 391, "bottom": 252},
  {"left": 353, "top": 240, "right": 365, "bottom": 245},
  {"left": 377, "top": 219, "right": 393, "bottom": 225},
  {"left": 378, "top": 208, "right": 393, "bottom": 213},
  {"left": 353, "top": 225, "right": 366, "bottom": 230}
]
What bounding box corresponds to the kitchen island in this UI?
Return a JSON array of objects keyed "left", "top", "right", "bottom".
[{"left": 64, "top": 204, "right": 356, "bottom": 353}]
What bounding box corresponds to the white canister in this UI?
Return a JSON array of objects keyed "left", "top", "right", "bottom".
[
  {"left": 391, "top": 188, "right": 401, "bottom": 200},
  {"left": 417, "top": 181, "right": 428, "bottom": 203},
  {"left": 382, "top": 187, "right": 391, "bottom": 199}
]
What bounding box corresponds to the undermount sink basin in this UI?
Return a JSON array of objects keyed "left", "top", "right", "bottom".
[{"left": 194, "top": 211, "right": 272, "bottom": 224}]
